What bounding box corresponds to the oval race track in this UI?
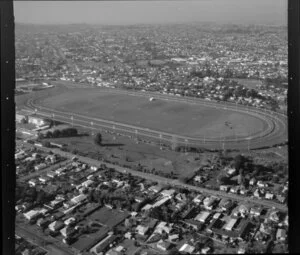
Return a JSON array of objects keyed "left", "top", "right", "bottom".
[{"left": 23, "top": 87, "right": 288, "bottom": 151}]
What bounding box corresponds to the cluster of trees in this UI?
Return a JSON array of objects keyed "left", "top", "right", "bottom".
[
  {"left": 86, "top": 189, "right": 136, "bottom": 211},
  {"left": 39, "top": 127, "right": 78, "bottom": 139},
  {"left": 16, "top": 184, "right": 54, "bottom": 205},
  {"left": 134, "top": 164, "right": 176, "bottom": 179}
]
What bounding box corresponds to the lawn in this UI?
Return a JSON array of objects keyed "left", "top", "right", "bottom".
[
  {"left": 88, "top": 207, "right": 130, "bottom": 228},
  {"left": 43, "top": 131, "right": 210, "bottom": 178},
  {"left": 37, "top": 87, "right": 266, "bottom": 139}
]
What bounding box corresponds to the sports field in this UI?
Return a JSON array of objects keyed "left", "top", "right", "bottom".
[{"left": 37, "top": 87, "right": 267, "bottom": 139}]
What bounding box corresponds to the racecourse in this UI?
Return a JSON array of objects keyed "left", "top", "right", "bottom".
[{"left": 21, "top": 84, "right": 287, "bottom": 150}]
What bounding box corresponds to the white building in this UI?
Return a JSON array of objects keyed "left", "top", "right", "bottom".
[
  {"left": 223, "top": 218, "right": 238, "bottom": 231},
  {"left": 195, "top": 211, "right": 210, "bottom": 223},
  {"left": 24, "top": 210, "right": 41, "bottom": 221}
]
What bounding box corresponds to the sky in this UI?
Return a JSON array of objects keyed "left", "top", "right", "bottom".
[{"left": 14, "top": 0, "right": 287, "bottom": 26}]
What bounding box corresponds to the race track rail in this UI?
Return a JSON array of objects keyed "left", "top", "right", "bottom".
[{"left": 23, "top": 87, "right": 287, "bottom": 150}]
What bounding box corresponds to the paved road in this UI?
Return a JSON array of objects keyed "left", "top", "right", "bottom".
[
  {"left": 16, "top": 224, "right": 73, "bottom": 255},
  {"left": 22, "top": 85, "right": 287, "bottom": 151},
  {"left": 25, "top": 143, "right": 287, "bottom": 212}
]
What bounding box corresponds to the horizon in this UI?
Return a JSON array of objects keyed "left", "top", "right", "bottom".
[{"left": 14, "top": 0, "right": 287, "bottom": 26}]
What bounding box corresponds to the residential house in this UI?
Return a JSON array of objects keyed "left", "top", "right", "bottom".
[
  {"left": 203, "top": 196, "right": 218, "bottom": 210},
  {"left": 230, "top": 186, "right": 240, "bottom": 194},
  {"left": 250, "top": 206, "right": 263, "bottom": 217},
  {"left": 156, "top": 240, "right": 171, "bottom": 251},
  {"left": 223, "top": 218, "right": 238, "bottom": 231},
  {"left": 160, "top": 189, "right": 176, "bottom": 199},
  {"left": 195, "top": 211, "right": 211, "bottom": 223},
  {"left": 136, "top": 225, "right": 149, "bottom": 236},
  {"left": 220, "top": 185, "right": 229, "bottom": 192},
  {"left": 49, "top": 220, "right": 64, "bottom": 232},
  {"left": 265, "top": 192, "right": 274, "bottom": 200},
  {"left": 39, "top": 176, "right": 51, "bottom": 184},
  {"left": 28, "top": 179, "right": 38, "bottom": 187},
  {"left": 148, "top": 184, "right": 164, "bottom": 193},
  {"left": 34, "top": 163, "right": 47, "bottom": 171},
  {"left": 60, "top": 225, "right": 76, "bottom": 238},
  {"left": 193, "top": 194, "right": 205, "bottom": 204},
  {"left": 249, "top": 178, "right": 256, "bottom": 186},
  {"left": 24, "top": 210, "right": 41, "bottom": 221},
  {"left": 179, "top": 243, "right": 195, "bottom": 254},
  {"left": 276, "top": 228, "right": 287, "bottom": 241}
]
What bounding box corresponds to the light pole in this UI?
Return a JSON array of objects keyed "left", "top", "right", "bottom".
[
  {"left": 91, "top": 121, "right": 94, "bottom": 135},
  {"left": 52, "top": 113, "right": 55, "bottom": 126},
  {"left": 247, "top": 138, "right": 251, "bottom": 151},
  {"left": 159, "top": 134, "right": 162, "bottom": 150},
  {"left": 185, "top": 139, "right": 188, "bottom": 153},
  {"left": 135, "top": 129, "right": 138, "bottom": 143}
]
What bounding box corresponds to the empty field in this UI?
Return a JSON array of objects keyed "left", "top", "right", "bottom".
[{"left": 37, "top": 88, "right": 267, "bottom": 139}]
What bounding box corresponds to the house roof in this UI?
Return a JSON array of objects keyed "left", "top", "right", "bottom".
[{"left": 179, "top": 243, "right": 195, "bottom": 253}]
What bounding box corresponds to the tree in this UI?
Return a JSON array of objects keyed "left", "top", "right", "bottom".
[
  {"left": 37, "top": 133, "right": 44, "bottom": 140},
  {"left": 94, "top": 133, "right": 102, "bottom": 146},
  {"left": 234, "top": 155, "right": 244, "bottom": 171},
  {"left": 52, "top": 129, "right": 61, "bottom": 138},
  {"left": 20, "top": 118, "right": 27, "bottom": 124},
  {"left": 45, "top": 131, "right": 53, "bottom": 138},
  {"left": 218, "top": 174, "right": 230, "bottom": 185}
]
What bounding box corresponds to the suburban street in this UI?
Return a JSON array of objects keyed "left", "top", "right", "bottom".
[{"left": 23, "top": 142, "right": 287, "bottom": 212}]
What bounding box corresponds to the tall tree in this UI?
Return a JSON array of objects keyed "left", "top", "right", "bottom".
[{"left": 94, "top": 132, "right": 102, "bottom": 146}]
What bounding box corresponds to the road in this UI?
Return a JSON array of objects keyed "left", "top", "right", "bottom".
[
  {"left": 25, "top": 143, "right": 287, "bottom": 212},
  {"left": 16, "top": 224, "right": 73, "bottom": 255},
  {"left": 23, "top": 87, "right": 287, "bottom": 151}
]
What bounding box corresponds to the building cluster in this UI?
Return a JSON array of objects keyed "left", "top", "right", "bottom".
[
  {"left": 15, "top": 24, "right": 287, "bottom": 112},
  {"left": 15, "top": 145, "right": 65, "bottom": 178},
  {"left": 15, "top": 148, "right": 288, "bottom": 254},
  {"left": 191, "top": 165, "right": 288, "bottom": 206}
]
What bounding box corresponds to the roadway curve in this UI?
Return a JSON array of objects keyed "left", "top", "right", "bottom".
[{"left": 23, "top": 87, "right": 287, "bottom": 151}]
